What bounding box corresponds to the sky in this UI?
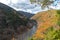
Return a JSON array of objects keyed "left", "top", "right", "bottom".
[{"left": 0, "top": 0, "right": 60, "bottom": 14}]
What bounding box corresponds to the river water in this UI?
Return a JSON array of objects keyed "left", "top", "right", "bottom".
[{"left": 15, "top": 25, "right": 37, "bottom": 40}]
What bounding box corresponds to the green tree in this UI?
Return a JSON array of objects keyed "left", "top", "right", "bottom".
[
  {"left": 30, "top": 27, "right": 60, "bottom": 40},
  {"left": 30, "top": 0, "right": 54, "bottom": 9},
  {"left": 44, "top": 27, "right": 60, "bottom": 40}
]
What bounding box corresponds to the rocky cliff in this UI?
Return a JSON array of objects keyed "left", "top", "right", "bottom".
[{"left": 0, "top": 3, "right": 37, "bottom": 40}]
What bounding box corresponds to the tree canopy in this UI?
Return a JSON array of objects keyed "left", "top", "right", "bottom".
[{"left": 30, "top": 0, "right": 54, "bottom": 9}]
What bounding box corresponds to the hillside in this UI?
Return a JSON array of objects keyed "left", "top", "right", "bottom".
[
  {"left": 31, "top": 10, "right": 60, "bottom": 39},
  {"left": 18, "top": 11, "right": 35, "bottom": 18},
  {"left": 0, "top": 3, "right": 37, "bottom": 40}
]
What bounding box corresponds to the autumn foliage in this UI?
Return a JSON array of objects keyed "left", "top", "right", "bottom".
[{"left": 31, "top": 10, "right": 59, "bottom": 39}]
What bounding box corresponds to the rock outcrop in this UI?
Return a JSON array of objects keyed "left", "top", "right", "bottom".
[{"left": 0, "top": 3, "right": 37, "bottom": 40}]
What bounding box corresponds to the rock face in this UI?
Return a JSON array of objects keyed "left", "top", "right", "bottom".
[{"left": 0, "top": 3, "right": 37, "bottom": 40}]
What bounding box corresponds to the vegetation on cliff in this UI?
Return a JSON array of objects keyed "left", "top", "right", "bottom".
[{"left": 30, "top": 10, "right": 60, "bottom": 40}]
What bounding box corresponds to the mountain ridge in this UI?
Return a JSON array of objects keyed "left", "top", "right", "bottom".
[
  {"left": 18, "top": 11, "right": 35, "bottom": 18},
  {"left": 0, "top": 3, "right": 37, "bottom": 40}
]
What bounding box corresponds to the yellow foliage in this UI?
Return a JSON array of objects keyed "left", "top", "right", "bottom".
[{"left": 31, "top": 10, "right": 58, "bottom": 39}]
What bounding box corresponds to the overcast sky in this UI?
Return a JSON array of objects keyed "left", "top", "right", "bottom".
[{"left": 0, "top": 0, "right": 60, "bottom": 14}]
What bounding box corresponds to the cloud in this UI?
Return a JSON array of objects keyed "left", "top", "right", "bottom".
[
  {"left": 0, "top": 0, "right": 60, "bottom": 14},
  {"left": 0, "top": 0, "right": 9, "bottom": 5}
]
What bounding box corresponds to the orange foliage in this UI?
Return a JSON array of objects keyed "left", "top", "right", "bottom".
[{"left": 31, "top": 10, "right": 58, "bottom": 38}]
